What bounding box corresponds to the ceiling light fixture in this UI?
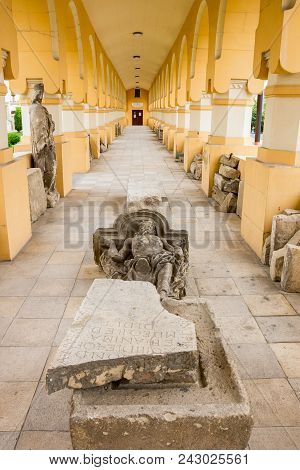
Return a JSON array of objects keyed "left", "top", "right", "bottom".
[
  {"left": 133, "top": 55, "right": 140, "bottom": 59},
  {"left": 135, "top": 75, "right": 139, "bottom": 78},
  {"left": 135, "top": 67, "right": 141, "bottom": 70},
  {"left": 132, "top": 31, "right": 143, "bottom": 37}
]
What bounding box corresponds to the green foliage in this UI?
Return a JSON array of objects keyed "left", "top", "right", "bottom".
[
  {"left": 251, "top": 98, "right": 265, "bottom": 134},
  {"left": 8, "top": 131, "right": 21, "bottom": 147},
  {"left": 14, "top": 106, "right": 22, "bottom": 132}
]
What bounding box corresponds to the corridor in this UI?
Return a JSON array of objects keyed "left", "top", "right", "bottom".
[{"left": 0, "top": 126, "right": 300, "bottom": 450}]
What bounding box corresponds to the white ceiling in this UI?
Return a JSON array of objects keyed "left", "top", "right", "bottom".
[{"left": 82, "top": 0, "right": 194, "bottom": 90}]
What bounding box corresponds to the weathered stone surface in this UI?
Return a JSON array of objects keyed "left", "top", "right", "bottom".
[
  {"left": 27, "top": 168, "right": 47, "bottom": 223},
  {"left": 261, "top": 234, "right": 271, "bottom": 265},
  {"left": 29, "top": 83, "right": 60, "bottom": 208},
  {"left": 270, "top": 213, "right": 300, "bottom": 259},
  {"left": 220, "top": 153, "right": 239, "bottom": 169},
  {"left": 283, "top": 209, "right": 300, "bottom": 216},
  {"left": 223, "top": 178, "right": 240, "bottom": 194},
  {"left": 212, "top": 185, "right": 226, "bottom": 205},
  {"left": 214, "top": 172, "right": 227, "bottom": 191},
  {"left": 219, "top": 192, "right": 237, "bottom": 213},
  {"left": 70, "top": 298, "right": 253, "bottom": 450},
  {"left": 270, "top": 246, "right": 285, "bottom": 281},
  {"left": 219, "top": 164, "right": 240, "bottom": 180},
  {"left": 127, "top": 180, "right": 163, "bottom": 212},
  {"left": 46, "top": 280, "right": 199, "bottom": 394},
  {"left": 236, "top": 181, "right": 244, "bottom": 218},
  {"left": 190, "top": 154, "right": 202, "bottom": 180},
  {"left": 270, "top": 230, "right": 300, "bottom": 281},
  {"left": 281, "top": 244, "right": 300, "bottom": 292},
  {"left": 93, "top": 210, "right": 189, "bottom": 300}
]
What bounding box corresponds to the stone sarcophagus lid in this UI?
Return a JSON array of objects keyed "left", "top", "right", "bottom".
[{"left": 93, "top": 210, "right": 189, "bottom": 300}]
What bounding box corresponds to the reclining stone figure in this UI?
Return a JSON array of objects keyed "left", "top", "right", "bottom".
[{"left": 93, "top": 211, "right": 188, "bottom": 299}]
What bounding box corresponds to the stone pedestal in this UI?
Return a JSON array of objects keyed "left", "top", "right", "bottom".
[{"left": 69, "top": 296, "right": 253, "bottom": 450}]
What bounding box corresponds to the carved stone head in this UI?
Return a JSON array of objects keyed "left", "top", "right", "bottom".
[
  {"left": 137, "top": 219, "right": 157, "bottom": 235},
  {"left": 32, "top": 83, "right": 44, "bottom": 104}
]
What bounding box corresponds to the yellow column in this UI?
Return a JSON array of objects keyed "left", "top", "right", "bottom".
[
  {"left": 0, "top": 51, "right": 31, "bottom": 260},
  {"left": 241, "top": 72, "right": 300, "bottom": 257},
  {"left": 183, "top": 95, "right": 212, "bottom": 172},
  {"left": 202, "top": 80, "right": 258, "bottom": 197}
]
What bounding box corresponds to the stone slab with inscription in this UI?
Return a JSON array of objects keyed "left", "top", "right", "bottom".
[{"left": 46, "top": 280, "right": 199, "bottom": 394}]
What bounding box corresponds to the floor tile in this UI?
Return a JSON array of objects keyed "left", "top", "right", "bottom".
[
  {"left": 30, "top": 278, "right": 75, "bottom": 297},
  {"left": 63, "top": 297, "right": 83, "bottom": 318},
  {"left": 23, "top": 383, "right": 72, "bottom": 431},
  {"left": 71, "top": 279, "right": 94, "bottom": 296},
  {"left": 257, "top": 316, "right": 300, "bottom": 343},
  {"left": 0, "top": 347, "right": 50, "bottom": 381},
  {"left": 226, "top": 263, "right": 268, "bottom": 278},
  {"left": 249, "top": 427, "right": 297, "bottom": 450},
  {"left": 18, "top": 297, "right": 68, "bottom": 319},
  {"left": 0, "top": 278, "right": 36, "bottom": 297},
  {"left": 39, "top": 264, "right": 80, "bottom": 279},
  {"left": 243, "top": 378, "right": 300, "bottom": 427},
  {"left": 0, "top": 431, "right": 19, "bottom": 449},
  {"left": 16, "top": 431, "right": 72, "bottom": 450},
  {"left": 195, "top": 278, "right": 239, "bottom": 296},
  {"left": 243, "top": 294, "right": 295, "bottom": 316},
  {"left": 230, "top": 344, "right": 284, "bottom": 379},
  {"left": 191, "top": 263, "right": 231, "bottom": 278},
  {"left": 47, "top": 251, "right": 85, "bottom": 265},
  {"left": 0, "top": 297, "right": 25, "bottom": 318},
  {"left": 271, "top": 343, "right": 300, "bottom": 378},
  {"left": 0, "top": 382, "right": 37, "bottom": 431},
  {"left": 234, "top": 277, "right": 279, "bottom": 295},
  {"left": 284, "top": 294, "right": 300, "bottom": 314},
  {"left": 1, "top": 319, "right": 60, "bottom": 347},
  {"left": 216, "top": 316, "right": 266, "bottom": 344}
]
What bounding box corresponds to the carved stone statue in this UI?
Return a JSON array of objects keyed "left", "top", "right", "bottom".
[
  {"left": 29, "top": 83, "right": 60, "bottom": 208},
  {"left": 93, "top": 210, "right": 189, "bottom": 299}
]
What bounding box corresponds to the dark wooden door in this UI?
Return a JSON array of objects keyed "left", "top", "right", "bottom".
[{"left": 132, "top": 110, "right": 143, "bottom": 125}]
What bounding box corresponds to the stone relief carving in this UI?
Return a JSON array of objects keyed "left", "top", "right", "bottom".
[
  {"left": 29, "top": 83, "right": 60, "bottom": 208},
  {"left": 93, "top": 210, "right": 189, "bottom": 300}
]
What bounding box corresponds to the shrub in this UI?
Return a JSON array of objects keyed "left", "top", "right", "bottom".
[
  {"left": 8, "top": 131, "right": 21, "bottom": 147},
  {"left": 251, "top": 97, "right": 265, "bottom": 134},
  {"left": 14, "top": 106, "right": 22, "bottom": 132}
]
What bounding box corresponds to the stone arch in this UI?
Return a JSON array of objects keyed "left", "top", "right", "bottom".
[
  {"left": 215, "top": 0, "right": 227, "bottom": 60},
  {"left": 165, "top": 64, "right": 170, "bottom": 107},
  {"left": 68, "top": 1, "right": 84, "bottom": 80},
  {"left": 282, "top": 0, "right": 297, "bottom": 10},
  {"left": 170, "top": 53, "right": 177, "bottom": 107},
  {"left": 89, "top": 35, "right": 97, "bottom": 89},
  {"left": 177, "top": 35, "right": 188, "bottom": 106},
  {"left": 47, "top": 0, "right": 59, "bottom": 60},
  {"left": 189, "top": 0, "right": 209, "bottom": 101}
]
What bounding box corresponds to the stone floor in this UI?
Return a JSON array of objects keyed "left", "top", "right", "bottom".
[{"left": 0, "top": 126, "right": 299, "bottom": 450}]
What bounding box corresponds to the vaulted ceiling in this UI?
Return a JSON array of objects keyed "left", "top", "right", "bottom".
[{"left": 82, "top": 0, "right": 194, "bottom": 91}]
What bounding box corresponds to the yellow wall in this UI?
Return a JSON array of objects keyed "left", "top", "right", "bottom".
[{"left": 126, "top": 89, "right": 149, "bottom": 125}]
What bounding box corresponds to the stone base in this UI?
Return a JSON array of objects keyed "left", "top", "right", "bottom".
[
  {"left": 27, "top": 168, "right": 47, "bottom": 223},
  {"left": 70, "top": 298, "right": 253, "bottom": 450}
]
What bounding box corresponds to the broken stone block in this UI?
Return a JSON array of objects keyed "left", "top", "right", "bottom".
[
  {"left": 219, "top": 192, "right": 237, "bottom": 213},
  {"left": 214, "top": 172, "right": 227, "bottom": 191},
  {"left": 283, "top": 209, "right": 300, "bottom": 216},
  {"left": 281, "top": 244, "right": 300, "bottom": 292},
  {"left": 270, "top": 213, "right": 300, "bottom": 259},
  {"left": 27, "top": 168, "right": 47, "bottom": 223},
  {"left": 220, "top": 153, "right": 239, "bottom": 169},
  {"left": 261, "top": 234, "right": 271, "bottom": 265},
  {"left": 190, "top": 156, "right": 202, "bottom": 180},
  {"left": 70, "top": 298, "right": 253, "bottom": 450},
  {"left": 127, "top": 179, "right": 163, "bottom": 212},
  {"left": 223, "top": 178, "right": 240, "bottom": 194},
  {"left": 212, "top": 185, "right": 226, "bottom": 205},
  {"left": 219, "top": 164, "right": 240, "bottom": 180},
  {"left": 236, "top": 181, "right": 244, "bottom": 218},
  {"left": 270, "top": 229, "right": 300, "bottom": 281},
  {"left": 46, "top": 280, "right": 199, "bottom": 394}
]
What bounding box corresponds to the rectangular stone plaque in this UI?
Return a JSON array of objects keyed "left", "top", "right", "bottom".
[{"left": 46, "top": 280, "right": 199, "bottom": 394}]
